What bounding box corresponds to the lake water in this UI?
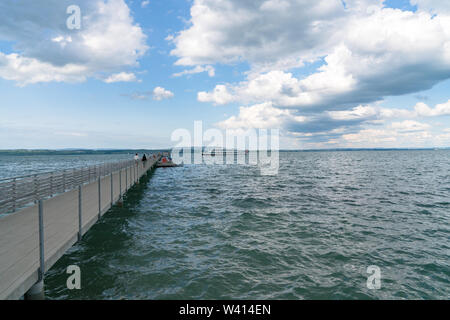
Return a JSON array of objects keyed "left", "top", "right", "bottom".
[
  {"left": 0, "top": 154, "right": 133, "bottom": 180},
  {"left": 2, "top": 151, "right": 449, "bottom": 299}
]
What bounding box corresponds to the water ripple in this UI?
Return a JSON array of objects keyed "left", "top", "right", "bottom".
[{"left": 45, "top": 151, "right": 450, "bottom": 299}]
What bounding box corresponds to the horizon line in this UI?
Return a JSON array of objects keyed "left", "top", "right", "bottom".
[{"left": 0, "top": 147, "right": 449, "bottom": 152}]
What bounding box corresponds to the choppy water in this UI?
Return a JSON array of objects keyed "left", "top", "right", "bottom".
[{"left": 9, "top": 151, "right": 450, "bottom": 299}]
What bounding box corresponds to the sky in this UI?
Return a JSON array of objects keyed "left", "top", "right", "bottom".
[{"left": 0, "top": 0, "right": 450, "bottom": 150}]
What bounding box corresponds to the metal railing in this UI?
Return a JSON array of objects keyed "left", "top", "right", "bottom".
[{"left": 0, "top": 158, "right": 143, "bottom": 215}]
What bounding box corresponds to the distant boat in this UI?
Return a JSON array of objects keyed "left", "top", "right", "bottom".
[{"left": 157, "top": 156, "right": 181, "bottom": 167}]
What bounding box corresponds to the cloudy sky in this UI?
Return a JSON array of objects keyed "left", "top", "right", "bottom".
[{"left": 1, "top": 0, "right": 450, "bottom": 149}]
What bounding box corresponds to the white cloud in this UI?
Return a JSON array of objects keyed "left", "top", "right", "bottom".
[
  {"left": 121, "top": 87, "right": 175, "bottom": 100},
  {"left": 172, "top": 0, "right": 450, "bottom": 148},
  {"left": 411, "top": 0, "right": 450, "bottom": 14},
  {"left": 217, "top": 102, "right": 300, "bottom": 129},
  {"left": 170, "top": 0, "right": 374, "bottom": 68},
  {"left": 198, "top": 85, "right": 234, "bottom": 105},
  {"left": 391, "top": 120, "right": 431, "bottom": 132},
  {"left": 260, "top": 0, "right": 291, "bottom": 11},
  {"left": 167, "top": 0, "right": 450, "bottom": 148},
  {"left": 340, "top": 126, "right": 436, "bottom": 148},
  {"left": 342, "top": 129, "right": 397, "bottom": 144},
  {"left": 327, "top": 99, "right": 450, "bottom": 121},
  {"left": 198, "top": 60, "right": 359, "bottom": 109},
  {"left": 327, "top": 106, "right": 378, "bottom": 121},
  {"left": 0, "top": 52, "right": 89, "bottom": 85},
  {"left": 0, "top": 0, "right": 148, "bottom": 85},
  {"left": 104, "top": 72, "right": 138, "bottom": 83},
  {"left": 197, "top": 16, "right": 450, "bottom": 109},
  {"left": 51, "top": 35, "right": 73, "bottom": 48},
  {"left": 376, "top": 100, "right": 450, "bottom": 118},
  {"left": 54, "top": 131, "right": 88, "bottom": 137},
  {"left": 152, "top": 87, "right": 174, "bottom": 101},
  {"left": 173, "top": 65, "right": 215, "bottom": 77},
  {"left": 414, "top": 101, "right": 450, "bottom": 116},
  {"left": 141, "top": 0, "right": 150, "bottom": 8},
  {"left": 216, "top": 98, "right": 450, "bottom": 147}
]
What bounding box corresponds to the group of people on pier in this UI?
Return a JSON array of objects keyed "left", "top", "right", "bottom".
[{"left": 134, "top": 153, "right": 159, "bottom": 163}]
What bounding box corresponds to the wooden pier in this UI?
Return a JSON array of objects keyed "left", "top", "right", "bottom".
[{"left": 0, "top": 155, "right": 160, "bottom": 300}]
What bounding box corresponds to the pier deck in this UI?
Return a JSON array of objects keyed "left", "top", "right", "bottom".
[{"left": 0, "top": 156, "right": 159, "bottom": 299}]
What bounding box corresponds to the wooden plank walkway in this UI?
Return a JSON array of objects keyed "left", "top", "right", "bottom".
[{"left": 0, "top": 157, "right": 159, "bottom": 300}]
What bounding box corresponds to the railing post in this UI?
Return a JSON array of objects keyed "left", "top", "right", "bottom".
[
  {"left": 33, "top": 174, "right": 38, "bottom": 204},
  {"left": 119, "top": 169, "right": 122, "bottom": 198},
  {"left": 38, "top": 200, "right": 45, "bottom": 280},
  {"left": 110, "top": 172, "right": 113, "bottom": 206},
  {"left": 50, "top": 172, "right": 53, "bottom": 197},
  {"left": 63, "top": 170, "right": 66, "bottom": 192},
  {"left": 12, "top": 178, "right": 16, "bottom": 213},
  {"left": 78, "top": 185, "right": 82, "bottom": 241},
  {"left": 118, "top": 169, "right": 123, "bottom": 206},
  {"left": 25, "top": 199, "right": 45, "bottom": 300},
  {"left": 98, "top": 177, "right": 101, "bottom": 218},
  {"left": 125, "top": 166, "right": 128, "bottom": 192}
]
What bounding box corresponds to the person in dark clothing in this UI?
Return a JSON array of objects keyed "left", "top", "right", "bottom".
[{"left": 142, "top": 154, "right": 147, "bottom": 162}]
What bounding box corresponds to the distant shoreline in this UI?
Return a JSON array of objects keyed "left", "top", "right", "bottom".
[
  {"left": 0, "top": 148, "right": 448, "bottom": 156},
  {"left": 0, "top": 149, "right": 170, "bottom": 156}
]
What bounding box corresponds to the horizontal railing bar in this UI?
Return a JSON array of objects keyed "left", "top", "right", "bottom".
[
  {"left": 0, "top": 159, "right": 133, "bottom": 182},
  {"left": 0, "top": 156, "right": 156, "bottom": 215}
]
